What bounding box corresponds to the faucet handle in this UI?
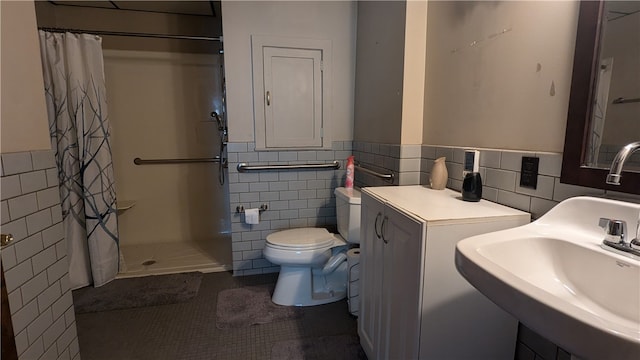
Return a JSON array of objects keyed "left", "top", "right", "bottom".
[{"left": 599, "top": 218, "right": 627, "bottom": 244}]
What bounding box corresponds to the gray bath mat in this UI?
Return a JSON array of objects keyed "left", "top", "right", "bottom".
[
  {"left": 73, "top": 272, "right": 203, "bottom": 313},
  {"left": 270, "top": 334, "right": 367, "bottom": 360},
  {"left": 215, "top": 285, "right": 303, "bottom": 329}
]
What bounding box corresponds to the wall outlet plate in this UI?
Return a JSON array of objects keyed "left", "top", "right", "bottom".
[
  {"left": 520, "top": 157, "right": 539, "bottom": 189},
  {"left": 463, "top": 150, "right": 480, "bottom": 176}
]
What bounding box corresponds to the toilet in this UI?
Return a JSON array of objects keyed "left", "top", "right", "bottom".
[{"left": 263, "top": 187, "right": 361, "bottom": 306}]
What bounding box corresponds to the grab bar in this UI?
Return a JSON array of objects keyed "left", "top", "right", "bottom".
[
  {"left": 237, "top": 161, "right": 340, "bottom": 172},
  {"left": 134, "top": 156, "right": 224, "bottom": 165},
  {"left": 355, "top": 164, "right": 394, "bottom": 182},
  {"left": 612, "top": 97, "right": 640, "bottom": 104}
]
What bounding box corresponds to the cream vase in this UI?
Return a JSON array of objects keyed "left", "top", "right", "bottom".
[{"left": 429, "top": 157, "right": 448, "bottom": 190}]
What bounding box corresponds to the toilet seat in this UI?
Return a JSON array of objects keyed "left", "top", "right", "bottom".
[{"left": 266, "top": 228, "right": 335, "bottom": 250}]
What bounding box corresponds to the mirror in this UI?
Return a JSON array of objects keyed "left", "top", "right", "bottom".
[
  {"left": 561, "top": 0, "right": 640, "bottom": 194},
  {"left": 584, "top": 1, "right": 640, "bottom": 171}
]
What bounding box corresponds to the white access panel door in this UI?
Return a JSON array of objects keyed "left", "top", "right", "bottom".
[
  {"left": 251, "top": 35, "right": 332, "bottom": 151},
  {"left": 263, "top": 47, "right": 323, "bottom": 148}
]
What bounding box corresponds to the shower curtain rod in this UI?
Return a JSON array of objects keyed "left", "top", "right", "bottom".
[{"left": 38, "top": 27, "right": 223, "bottom": 42}]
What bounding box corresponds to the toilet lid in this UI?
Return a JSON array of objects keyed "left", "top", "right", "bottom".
[{"left": 266, "top": 228, "right": 335, "bottom": 250}]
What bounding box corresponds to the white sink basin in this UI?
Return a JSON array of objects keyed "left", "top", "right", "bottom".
[{"left": 456, "top": 196, "right": 640, "bottom": 359}]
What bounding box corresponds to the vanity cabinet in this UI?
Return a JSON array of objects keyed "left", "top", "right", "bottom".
[
  {"left": 360, "top": 194, "right": 424, "bottom": 360},
  {"left": 359, "top": 186, "right": 531, "bottom": 360}
]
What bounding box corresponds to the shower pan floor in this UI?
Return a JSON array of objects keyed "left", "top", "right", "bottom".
[{"left": 117, "top": 240, "right": 231, "bottom": 279}]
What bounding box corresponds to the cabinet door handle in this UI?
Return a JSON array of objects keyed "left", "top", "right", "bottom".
[
  {"left": 266, "top": 91, "right": 271, "bottom": 106},
  {"left": 381, "top": 216, "right": 389, "bottom": 244},
  {"left": 374, "top": 212, "right": 382, "bottom": 239}
]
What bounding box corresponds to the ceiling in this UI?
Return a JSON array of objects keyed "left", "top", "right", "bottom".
[
  {"left": 48, "top": 1, "right": 640, "bottom": 21},
  {"left": 47, "top": 1, "right": 220, "bottom": 17}
]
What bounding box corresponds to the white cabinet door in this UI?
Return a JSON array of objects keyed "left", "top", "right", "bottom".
[
  {"left": 382, "top": 204, "right": 423, "bottom": 360},
  {"left": 359, "top": 193, "right": 385, "bottom": 359},
  {"left": 263, "top": 47, "right": 322, "bottom": 148},
  {"left": 359, "top": 193, "right": 424, "bottom": 360},
  {"left": 251, "top": 36, "right": 332, "bottom": 150}
]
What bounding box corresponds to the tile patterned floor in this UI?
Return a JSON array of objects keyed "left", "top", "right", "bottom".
[{"left": 75, "top": 271, "right": 363, "bottom": 360}]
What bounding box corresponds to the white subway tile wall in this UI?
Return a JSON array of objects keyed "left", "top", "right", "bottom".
[
  {"left": 225, "top": 140, "right": 423, "bottom": 275},
  {"left": 420, "top": 145, "right": 640, "bottom": 219},
  {"left": 220, "top": 140, "right": 638, "bottom": 275},
  {"left": 352, "top": 141, "right": 422, "bottom": 187},
  {"left": 226, "top": 141, "right": 351, "bottom": 275},
  {"left": 599, "top": 144, "right": 640, "bottom": 169},
  {"left": 1, "top": 150, "right": 80, "bottom": 360}
]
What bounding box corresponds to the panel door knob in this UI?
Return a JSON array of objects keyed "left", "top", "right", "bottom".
[{"left": 1, "top": 234, "right": 14, "bottom": 246}]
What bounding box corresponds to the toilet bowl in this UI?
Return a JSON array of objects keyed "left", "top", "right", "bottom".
[{"left": 263, "top": 187, "right": 361, "bottom": 306}]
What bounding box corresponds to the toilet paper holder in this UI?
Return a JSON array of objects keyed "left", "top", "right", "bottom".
[{"left": 236, "top": 204, "right": 268, "bottom": 214}]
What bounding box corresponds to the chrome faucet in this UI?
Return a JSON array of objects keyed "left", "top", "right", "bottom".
[
  {"left": 600, "top": 217, "right": 640, "bottom": 257},
  {"left": 606, "top": 141, "right": 640, "bottom": 185}
]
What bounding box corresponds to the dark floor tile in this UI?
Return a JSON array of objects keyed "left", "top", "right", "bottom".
[{"left": 75, "top": 271, "right": 362, "bottom": 360}]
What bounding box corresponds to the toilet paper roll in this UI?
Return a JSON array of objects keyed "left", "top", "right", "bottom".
[{"left": 244, "top": 208, "right": 260, "bottom": 225}]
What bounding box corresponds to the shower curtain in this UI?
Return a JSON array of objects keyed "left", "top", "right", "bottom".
[{"left": 39, "top": 31, "right": 119, "bottom": 289}]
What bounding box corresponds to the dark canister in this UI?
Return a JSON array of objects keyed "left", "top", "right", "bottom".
[{"left": 462, "top": 172, "right": 482, "bottom": 202}]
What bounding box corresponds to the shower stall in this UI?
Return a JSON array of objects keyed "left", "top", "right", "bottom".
[
  {"left": 36, "top": 1, "right": 231, "bottom": 280},
  {"left": 105, "top": 48, "right": 231, "bottom": 278}
]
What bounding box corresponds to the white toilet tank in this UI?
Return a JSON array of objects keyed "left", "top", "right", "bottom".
[{"left": 334, "top": 187, "right": 362, "bottom": 244}]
